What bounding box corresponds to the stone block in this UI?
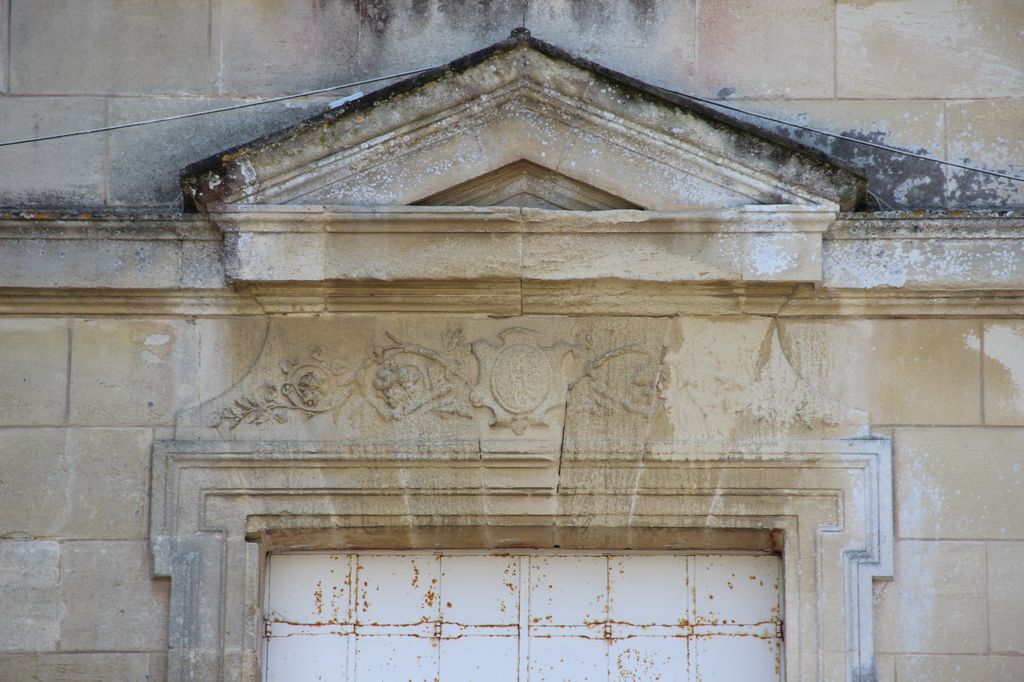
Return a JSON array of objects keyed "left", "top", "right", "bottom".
[
  {"left": 0, "top": 97, "right": 106, "bottom": 206},
  {"left": 779, "top": 319, "right": 982, "bottom": 425},
  {"left": 58, "top": 541, "right": 169, "bottom": 651},
  {"left": 988, "top": 543, "right": 1024, "bottom": 653},
  {"left": 196, "top": 317, "right": 270, "bottom": 404},
  {"left": 0, "top": 428, "right": 152, "bottom": 540},
  {"left": 214, "top": 0, "right": 362, "bottom": 95},
  {"left": 69, "top": 319, "right": 199, "bottom": 426},
  {"left": 695, "top": 0, "right": 833, "bottom": 98},
  {"left": 0, "top": 540, "right": 60, "bottom": 651},
  {"left": 895, "top": 655, "right": 1024, "bottom": 681},
  {"left": 0, "top": 319, "right": 67, "bottom": 425},
  {"left": 0, "top": 653, "right": 161, "bottom": 682},
  {"left": 825, "top": 235, "right": 1024, "bottom": 290},
  {"left": 893, "top": 428, "right": 1024, "bottom": 540},
  {"left": 0, "top": 428, "right": 68, "bottom": 537},
  {"left": 0, "top": 236, "right": 189, "bottom": 290},
  {"left": 983, "top": 322, "right": 1024, "bottom": 425},
  {"left": 837, "top": 0, "right": 1024, "bottom": 98},
  {"left": 61, "top": 429, "right": 152, "bottom": 540},
  {"left": 107, "top": 97, "right": 332, "bottom": 206},
  {"left": 9, "top": 0, "right": 209, "bottom": 95},
  {"left": 875, "top": 540, "right": 987, "bottom": 654},
  {"left": 324, "top": 233, "right": 521, "bottom": 281},
  {"left": 734, "top": 100, "right": 947, "bottom": 209},
  {"left": 527, "top": 0, "right": 695, "bottom": 91},
  {"left": 946, "top": 100, "right": 1024, "bottom": 210}
]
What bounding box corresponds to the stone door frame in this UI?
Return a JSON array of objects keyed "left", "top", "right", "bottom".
[{"left": 150, "top": 436, "right": 892, "bottom": 682}]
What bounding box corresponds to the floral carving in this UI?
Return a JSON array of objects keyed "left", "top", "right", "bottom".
[
  {"left": 212, "top": 349, "right": 349, "bottom": 429},
  {"left": 211, "top": 327, "right": 665, "bottom": 433},
  {"left": 572, "top": 343, "right": 666, "bottom": 417},
  {"left": 360, "top": 332, "right": 473, "bottom": 421}
]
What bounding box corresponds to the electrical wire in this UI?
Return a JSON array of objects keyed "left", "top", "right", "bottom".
[
  {"left": 674, "top": 92, "right": 1024, "bottom": 183},
  {"left": 0, "top": 65, "right": 437, "bottom": 148},
  {"left": 0, "top": 65, "right": 1021, "bottom": 185}
]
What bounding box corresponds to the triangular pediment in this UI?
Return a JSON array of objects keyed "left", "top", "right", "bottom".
[
  {"left": 415, "top": 160, "right": 641, "bottom": 210},
  {"left": 181, "top": 30, "right": 865, "bottom": 213}
]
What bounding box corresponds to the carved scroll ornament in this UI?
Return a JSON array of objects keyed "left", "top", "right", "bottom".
[{"left": 211, "top": 327, "right": 665, "bottom": 435}]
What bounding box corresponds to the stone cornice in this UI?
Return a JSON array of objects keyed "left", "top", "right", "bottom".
[{"left": 1, "top": 209, "right": 1024, "bottom": 305}]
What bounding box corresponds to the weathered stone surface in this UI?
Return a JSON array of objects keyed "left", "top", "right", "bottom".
[
  {"left": 946, "top": 99, "right": 1024, "bottom": 209},
  {"left": 0, "top": 97, "right": 106, "bottom": 205},
  {"left": 894, "top": 655, "right": 1024, "bottom": 681},
  {"left": 988, "top": 543, "right": 1024, "bottom": 654},
  {"left": 836, "top": 0, "right": 1024, "bottom": 99},
  {"left": 214, "top": 206, "right": 835, "bottom": 285},
  {"left": 0, "top": 429, "right": 68, "bottom": 537},
  {"left": 213, "top": 0, "right": 362, "bottom": 96},
  {"left": 875, "top": 540, "right": 987, "bottom": 654},
  {"left": 9, "top": 0, "right": 209, "bottom": 95},
  {"left": 893, "top": 427, "right": 1024, "bottom": 540},
  {"left": 108, "top": 97, "right": 332, "bottom": 206},
  {"left": 58, "top": 541, "right": 169, "bottom": 651},
  {"left": 526, "top": 1, "right": 695, "bottom": 91},
  {"left": 215, "top": 0, "right": 696, "bottom": 96},
  {"left": 696, "top": 0, "right": 833, "bottom": 98},
  {"left": 779, "top": 319, "right": 982, "bottom": 425},
  {"left": 982, "top": 322, "right": 1024, "bottom": 425},
  {"left": 176, "top": 315, "right": 865, "bottom": 445},
  {"left": 0, "top": 653, "right": 162, "bottom": 682},
  {"left": 0, "top": 215, "right": 222, "bottom": 290},
  {"left": 61, "top": 429, "right": 152, "bottom": 540},
  {"left": 0, "top": 428, "right": 152, "bottom": 540},
  {"left": 324, "top": 232, "right": 521, "bottom": 281},
  {"left": 661, "top": 316, "right": 865, "bottom": 442},
  {"left": 195, "top": 317, "right": 269, "bottom": 405},
  {"left": 734, "top": 100, "right": 947, "bottom": 209},
  {"left": 69, "top": 319, "right": 199, "bottom": 426},
  {"left": 825, "top": 230, "right": 1024, "bottom": 290},
  {"left": 0, "top": 319, "right": 67, "bottom": 425},
  {"left": 0, "top": 540, "right": 59, "bottom": 651}
]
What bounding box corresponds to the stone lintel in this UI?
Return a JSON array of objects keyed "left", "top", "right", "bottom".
[{"left": 212, "top": 204, "right": 832, "bottom": 285}]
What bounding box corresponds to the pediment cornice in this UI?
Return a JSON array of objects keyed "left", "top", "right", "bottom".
[{"left": 181, "top": 30, "right": 865, "bottom": 213}]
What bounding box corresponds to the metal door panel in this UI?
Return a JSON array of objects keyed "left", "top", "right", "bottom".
[
  {"left": 608, "top": 555, "right": 689, "bottom": 627},
  {"left": 527, "top": 636, "right": 607, "bottom": 682},
  {"left": 265, "top": 633, "right": 346, "bottom": 682},
  {"left": 440, "top": 554, "right": 519, "bottom": 626},
  {"left": 609, "top": 637, "right": 688, "bottom": 682},
  {"left": 264, "top": 552, "right": 783, "bottom": 682},
  {"left": 356, "top": 554, "right": 440, "bottom": 627},
  {"left": 354, "top": 635, "right": 438, "bottom": 681},
  {"left": 439, "top": 635, "right": 518, "bottom": 681},
  {"left": 693, "top": 636, "right": 782, "bottom": 682},
  {"left": 267, "top": 554, "right": 352, "bottom": 625}
]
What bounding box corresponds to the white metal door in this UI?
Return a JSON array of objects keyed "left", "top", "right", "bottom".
[{"left": 263, "top": 551, "right": 783, "bottom": 681}]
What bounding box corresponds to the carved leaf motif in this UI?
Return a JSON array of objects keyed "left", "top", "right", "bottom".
[{"left": 573, "top": 343, "right": 666, "bottom": 417}]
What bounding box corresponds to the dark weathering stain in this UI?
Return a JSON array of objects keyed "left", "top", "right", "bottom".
[
  {"left": 774, "top": 125, "right": 947, "bottom": 209},
  {"left": 357, "top": 0, "right": 527, "bottom": 36},
  {"left": 357, "top": 0, "right": 394, "bottom": 34}
]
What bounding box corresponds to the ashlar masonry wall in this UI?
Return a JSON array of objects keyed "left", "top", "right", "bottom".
[{"left": 1, "top": 2, "right": 1023, "bottom": 681}]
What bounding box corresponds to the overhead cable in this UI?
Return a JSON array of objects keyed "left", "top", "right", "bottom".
[{"left": 0, "top": 68, "right": 1021, "bottom": 185}]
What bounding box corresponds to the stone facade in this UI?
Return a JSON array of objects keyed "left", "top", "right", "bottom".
[{"left": 2, "top": 4, "right": 1024, "bottom": 682}]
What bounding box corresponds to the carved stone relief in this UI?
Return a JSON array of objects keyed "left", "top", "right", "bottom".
[
  {"left": 182, "top": 316, "right": 866, "bottom": 449},
  {"left": 204, "top": 322, "right": 667, "bottom": 443}
]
